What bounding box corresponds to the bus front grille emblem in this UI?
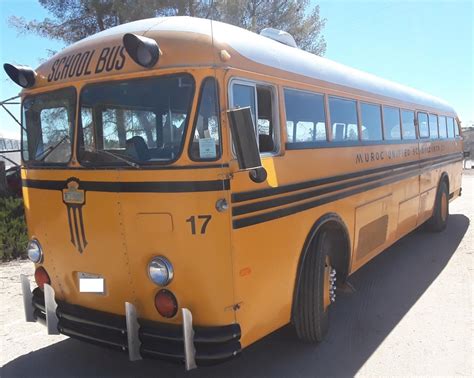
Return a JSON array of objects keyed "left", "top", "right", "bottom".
[{"left": 62, "top": 178, "right": 87, "bottom": 253}]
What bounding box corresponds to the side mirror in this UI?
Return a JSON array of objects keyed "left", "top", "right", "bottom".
[{"left": 227, "top": 107, "right": 267, "bottom": 183}]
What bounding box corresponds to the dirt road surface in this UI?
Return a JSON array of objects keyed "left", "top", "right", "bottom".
[{"left": 1, "top": 174, "right": 473, "bottom": 377}]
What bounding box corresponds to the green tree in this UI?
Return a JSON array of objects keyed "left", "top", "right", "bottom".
[
  {"left": 9, "top": 0, "right": 326, "bottom": 55},
  {"left": 0, "top": 194, "right": 28, "bottom": 261},
  {"left": 214, "top": 0, "right": 326, "bottom": 55}
]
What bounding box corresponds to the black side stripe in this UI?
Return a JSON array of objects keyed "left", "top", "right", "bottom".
[
  {"left": 231, "top": 152, "right": 462, "bottom": 203},
  {"left": 24, "top": 163, "right": 230, "bottom": 171},
  {"left": 232, "top": 153, "right": 460, "bottom": 216},
  {"left": 232, "top": 156, "right": 462, "bottom": 229},
  {"left": 233, "top": 165, "right": 417, "bottom": 217},
  {"left": 22, "top": 179, "right": 230, "bottom": 193}
]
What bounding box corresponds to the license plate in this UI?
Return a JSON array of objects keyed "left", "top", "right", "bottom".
[{"left": 78, "top": 272, "right": 105, "bottom": 294}]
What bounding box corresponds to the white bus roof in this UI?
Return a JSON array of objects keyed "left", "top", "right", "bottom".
[{"left": 68, "top": 16, "right": 456, "bottom": 114}]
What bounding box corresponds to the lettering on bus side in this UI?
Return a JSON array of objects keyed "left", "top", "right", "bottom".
[
  {"left": 47, "top": 45, "right": 126, "bottom": 82},
  {"left": 355, "top": 144, "right": 444, "bottom": 164}
]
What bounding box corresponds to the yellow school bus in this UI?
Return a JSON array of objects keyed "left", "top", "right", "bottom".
[{"left": 5, "top": 16, "right": 463, "bottom": 368}]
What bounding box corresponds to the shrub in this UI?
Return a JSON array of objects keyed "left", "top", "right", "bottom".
[{"left": 0, "top": 194, "right": 28, "bottom": 261}]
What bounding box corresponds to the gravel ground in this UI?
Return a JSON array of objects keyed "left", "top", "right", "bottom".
[{"left": 1, "top": 174, "right": 473, "bottom": 377}]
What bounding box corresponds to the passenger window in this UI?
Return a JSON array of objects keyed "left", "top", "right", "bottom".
[
  {"left": 454, "top": 120, "right": 460, "bottom": 137},
  {"left": 189, "top": 77, "right": 221, "bottom": 161},
  {"left": 429, "top": 114, "right": 438, "bottom": 139},
  {"left": 231, "top": 81, "right": 278, "bottom": 154},
  {"left": 438, "top": 116, "right": 447, "bottom": 138},
  {"left": 360, "top": 103, "right": 382, "bottom": 141},
  {"left": 284, "top": 89, "right": 326, "bottom": 143},
  {"left": 329, "top": 97, "right": 358, "bottom": 141},
  {"left": 383, "top": 106, "right": 401, "bottom": 140},
  {"left": 447, "top": 117, "right": 455, "bottom": 138},
  {"left": 401, "top": 110, "right": 416, "bottom": 140},
  {"left": 418, "top": 112, "right": 429, "bottom": 138}
]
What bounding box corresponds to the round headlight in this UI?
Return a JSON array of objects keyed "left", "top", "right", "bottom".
[
  {"left": 27, "top": 239, "right": 43, "bottom": 263},
  {"left": 148, "top": 256, "right": 173, "bottom": 286}
]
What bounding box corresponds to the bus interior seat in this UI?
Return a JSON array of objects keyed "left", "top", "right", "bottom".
[
  {"left": 259, "top": 134, "right": 274, "bottom": 152},
  {"left": 126, "top": 136, "right": 151, "bottom": 161}
]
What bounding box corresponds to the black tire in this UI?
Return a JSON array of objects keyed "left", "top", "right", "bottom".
[
  {"left": 293, "top": 229, "right": 332, "bottom": 343},
  {"left": 426, "top": 180, "right": 449, "bottom": 232}
]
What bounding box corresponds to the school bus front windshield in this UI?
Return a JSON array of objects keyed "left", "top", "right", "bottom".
[
  {"left": 22, "top": 73, "right": 204, "bottom": 167},
  {"left": 78, "top": 74, "right": 195, "bottom": 166},
  {"left": 22, "top": 87, "right": 76, "bottom": 164}
]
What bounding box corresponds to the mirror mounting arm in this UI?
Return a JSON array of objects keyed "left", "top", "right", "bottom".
[{"left": 249, "top": 167, "right": 267, "bottom": 183}]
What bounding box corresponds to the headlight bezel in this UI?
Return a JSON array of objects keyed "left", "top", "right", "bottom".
[
  {"left": 148, "top": 256, "right": 174, "bottom": 286},
  {"left": 27, "top": 239, "right": 43, "bottom": 263}
]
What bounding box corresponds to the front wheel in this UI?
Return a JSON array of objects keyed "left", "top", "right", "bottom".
[
  {"left": 426, "top": 181, "right": 449, "bottom": 232},
  {"left": 293, "top": 230, "right": 336, "bottom": 343}
]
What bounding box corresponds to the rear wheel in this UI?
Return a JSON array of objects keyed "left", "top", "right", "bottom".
[
  {"left": 426, "top": 181, "right": 449, "bottom": 232},
  {"left": 293, "top": 229, "right": 336, "bottom": 343}
]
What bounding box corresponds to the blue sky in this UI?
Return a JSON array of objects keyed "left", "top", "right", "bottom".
[{"left": 0, "top": 0, "right": 472, "bottom": 139}]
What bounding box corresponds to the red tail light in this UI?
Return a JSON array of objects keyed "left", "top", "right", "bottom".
[
  {"left": 34, "top": 267, "right": 50, "bottom": 290},
  {"left": 154, "top": 289, "right": 178, "bottom": 318}
]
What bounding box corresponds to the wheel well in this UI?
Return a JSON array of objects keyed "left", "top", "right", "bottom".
[
  {"left": 291, "top": 213, "right": 351, "bottom": 318},
  {"left": 440, "top": 172, "right": 449, "bottom": 193}
]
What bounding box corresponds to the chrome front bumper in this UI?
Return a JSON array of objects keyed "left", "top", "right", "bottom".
[{"left": 20, "top": 275, "right": 241, "bottom": 369}]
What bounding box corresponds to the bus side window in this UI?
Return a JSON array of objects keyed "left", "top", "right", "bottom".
[
  {"left": 401, "top": 110, "right": 416, "bottom": 140},
  {"left": 454, "top": 119, "right": 460, "bottom": 137},
  {"left": 417, "top": 112, "right": 429, "bottom": 138},
  {"left": 438, "top": 116, "right": 447, "bottom": 138},
  {"left": 383, "top": 106, "right": 401, "bottom": 140},
  {"left": 429, "top": 114, "right": 439, "bottom": 139},
  {"left": 284, "top": 88, "right": 326, "bottom": 144},
  {"left": 189, "top": 77, "right": 221, "bottom": 161},
  {"left": 231, "top": 81, "right": 278, "bottom": 154},
  {"left": 447, "top": 117, "right": 455, "bottom": 138},
  {"left": 287, "top": 121, "right": 294, "bottom": 142},
  {"left": 360, "top": 102, "right": 383, "bottom": 141},
  {"left": 256, "top": 86, "right": 276, "bottom": 153},
  {"left": 232, "top": 83, "right": 257, "bottom": 123},
  {"left": 329, "top": 97, "right": 358, "bottom": 141}
]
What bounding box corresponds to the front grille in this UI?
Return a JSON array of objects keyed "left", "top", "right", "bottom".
[{"left": 31, "top": 289, "right": 241, "bottom": 365}]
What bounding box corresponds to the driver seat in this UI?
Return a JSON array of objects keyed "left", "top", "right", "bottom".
[{"left": 125, "top": 136, "right": 151, "bottom": 161}]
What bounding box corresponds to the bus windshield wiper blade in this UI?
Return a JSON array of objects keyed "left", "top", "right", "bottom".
[
  {"left": 36, "top": 134, "right": 70, "bottom": 162},
  {"left": 93, "top": 149, "right": 141, "bottom": 169}
]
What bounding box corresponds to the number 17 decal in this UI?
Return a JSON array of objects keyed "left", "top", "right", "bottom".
[{"left": 186, "top": 215, "right": 212, "bottom": 235}]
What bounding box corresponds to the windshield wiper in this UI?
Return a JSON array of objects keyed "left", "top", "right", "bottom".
[
  {"left": 35, "top": 134, "right": 70, "bottom": 162},
  {"left": 92, "top": 148, "right": 141, "bottom": 169}
]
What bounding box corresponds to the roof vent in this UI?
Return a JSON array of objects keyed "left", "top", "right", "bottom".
[{"left": 260, "top": 28, "right": 297, "bottom": 48}]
